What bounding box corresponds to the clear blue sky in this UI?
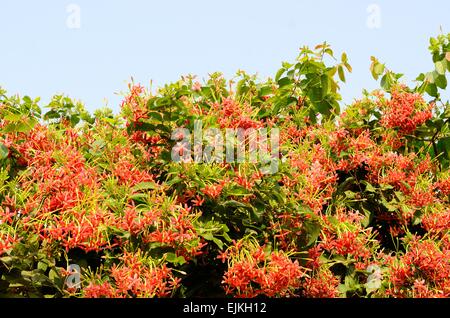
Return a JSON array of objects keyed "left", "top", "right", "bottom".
[{"left": 1, "top": 0, "right": 449, "bottom": 113}]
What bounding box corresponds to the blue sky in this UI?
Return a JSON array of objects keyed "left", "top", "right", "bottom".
[{"left": 1, "top": 0, "right": 449, "bottom": 113}]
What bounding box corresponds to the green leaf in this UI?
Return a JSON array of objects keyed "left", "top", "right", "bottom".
[
  {"left": 435, "top": 60, "right": 447, "bottom": 75},
  {"left": 211, "top": 237, "right": 224, "bottom": 249},
  {"left": 345, "top": 275, "right": 357, "bottom": 290},
  {"left": 381, "top": 197, "right": 397, "bottom": 212},
  {"left": 361, "top": 208, "right": 373, "bottom": 228},
  {"left": 0, "top": 143, "right": 8, "bottom": 160},
  {"left": 275, "top": 68, "right": 286, "bottom": 82},
  {"left": 3, "top": 118, "right": 38, "bottom": 133},
  {"left": 304, "top": 221, "right": 321, "bottom": 246},
  {"left": 37, "top": 262, "right": 48, "bottom": 272},
  {"left": 370, "top": 57, "right": 385, "bottom": 80},
  {"left": 344, "top": 62, "right": 353, "bottom": 73},
  {"left": 308, "top": 87, "right": 323, "bottom": 102},
  {"left": 258, "top": 86, "right": 273, "bottom": 96},
  {"left": 222, "top": 200, "right": 249, "bottom": 208},
  {"left": 437, "top": 136, "right": 450, "bottom": 160},
  {"left": 338, "top": 65, "right": 346, "bottom": 82},
  {"left": 165, "top": 252, "right": 186, "bottom": 265},
  {"left": 321, "top": 74, "right": 330, "bottom": 97},
  {"left": 374, "top": 63, "right": 384, "bottom": 76},
  {"left": 416, "top": 73, "right": 425, "bottom": 81},
  {"left": 277, "top": 77, "right": 292, "bottom": 88},
  {"left": 425, "top": 83, "right": 438, "bottom": 97},
  {"left": 345, "top": 190, "right": 356, "bottom": 199},
  {"left": 134, "top": 122, "right": 156, "bottom": 132},
  {"left": 0, "top": 256, "right": 14, "bottom": 266},
  {"left": 380, "top": 73, "right": 398, "bottom": 91},
  {"left": 48, "top": 269, "right": 59, "bottom": 282},
  {"left": 316, "top": 100, "right": 332, "bottom": 116},
  {"left": 3, "top": 113, "right": 22, "bottom": 122},
  {"left": 148, "top": 112, "right": 163, "bottom": 122},
  {"left": 199, "top": 231, "right": 225, "bottom": 249},
  {"left": 362, "top": 181, "right": 376, "bottom": 193},
  {"left": 165, "top": 176, "right": 183, "bottom": 186},
  {"left": 338, "top": 284, "right": 349, "bottom": 295},
  {"left": 436, "top": 75, "right": 447, "bottom": 89},
  {"left": 70, "top": 114, "right": 80, "bottom": 126},
  {"left": 131, "top": 182, "right": 157, "bottom": 192}
]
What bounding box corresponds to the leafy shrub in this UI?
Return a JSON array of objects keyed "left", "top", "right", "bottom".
[{"left": 1, "top": 34, "right": 450, "bottom": 298}]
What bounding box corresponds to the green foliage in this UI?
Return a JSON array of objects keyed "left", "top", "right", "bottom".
[{"left": 1, "top": 33, "right": 450, "bottom": 298}]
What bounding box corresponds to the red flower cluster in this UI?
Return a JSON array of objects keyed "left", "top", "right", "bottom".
[
  {"left": 302, "top": 269, "right": 340, "bottom": 298},
  {"left": 212, "top": 98, "right": 262, "bottom": 130},
  {"left": 379, "top": 88, "right": 433, "bottom": 134},
  {"left": 422, "top": 209, "right": 450, "bottom": 234},
  {"left": 112, "top": 157, "right": 155, "bottom": 186},
  {"left": 220, "top": 241, "right": 304, "bottom": 297},
  {"left": 143, "top": 205, "right": 206, "bottom": 261},
  {"left": 202, "top": 182, "right": 225, "bottom": 199},
  {"left": 2, "top": 36, "right": 450, "bottom": 298},
  {"left": 84, "top": 252, "right": 180, "bottom": 298},
  {"left": 0, "top": 233, "right": 16, "bottom": 256},
  {"left": 121, "top": 84, "right": 148, "bottom": 123},
  {"left": 388, "top": 237, "right": 450, "bottom": 298}
]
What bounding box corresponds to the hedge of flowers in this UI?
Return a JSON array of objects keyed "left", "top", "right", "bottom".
[{"left": 1, "top": 34, "right": 450, "bottom": 298}]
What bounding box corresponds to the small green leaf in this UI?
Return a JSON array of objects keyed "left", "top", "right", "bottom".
[
  {"left": 436, "top": 75, "right": 447, "bottom": 89},
  {"left": 0, "top": 144, "right": 8, "bottom": 160},
  {"left": 165, "top": 176, "right": 183, "bottom": 186},
  {"left": 338, "top": 65, "right": 346, "bottom": 82},
  {"left": 435, "top": 60, "right": 447, "bottom": 75},
  {"left": 425, "top": 83, "right": 438, "bottom": 97},
  {"left": 344, "top": 62, "right": 353, "bottom": 73},
  {"left": 148, "top": 112, "right": 163, "bottom": 122},
  {"left": 345, "top": 190, "right": 356, "bottom": 199},
  {"left": 258, "top": 86, "right": 273, "bottom": 96},
  {"left": 37, "top": 262, "right": 48, "bottom": 272},
  {"left": 304, "top": 221, "right": 321, "bottom": 246},
  {"left": 316, "top": 100, "right": 332, "bottom": 116},
  {"left": 277, "top": 77, "right": 292, "bottom": 88},
  {"left": 211, "top": 237, "right": 224, "bottom": 249},
  {"left": 222, "top": 200, "right": 249, "bottom": 208},
  {"left": 370, "top": 57, "right": 385, "bottom": 80},
  {"left": 375, "top": 64, "right": 385, "bottom": 75},
  {"left": 275, "top": 68, "right": 286, "bottom": 82},
  {"left": 131, "top": 182, "right": 158, "bottom": 192},
  {"left": 321, "top": 74, "right": 330, "bottom": 97},
  {"left": 362, "top": 181, "right": 376, "bottom": 193},
  {"left": 165, "top": 252, "right": 186, "bottom": 265},
  {"left": 48, "top": 269, "right": 59, "bottom": 282}
]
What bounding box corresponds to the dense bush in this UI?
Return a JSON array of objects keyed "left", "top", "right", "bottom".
[{"left": 1, "top": 34, "right": 450, "bottom": 298}]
